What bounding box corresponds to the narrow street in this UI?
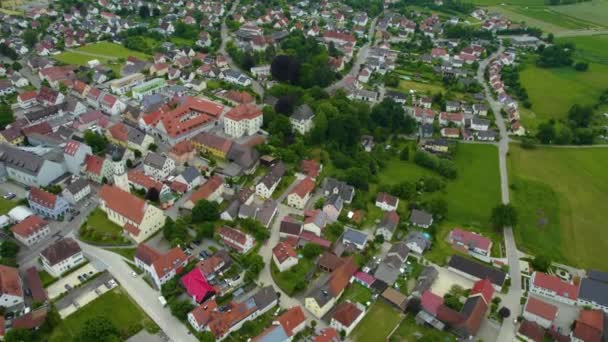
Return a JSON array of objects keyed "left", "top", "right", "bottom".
[{"left": 477, "top": 45, "right": 522, "bottom": 342}]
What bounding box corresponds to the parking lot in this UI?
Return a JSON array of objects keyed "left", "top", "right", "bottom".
[
  {"left": 46, "top": 263, "right": 101, "bottom": 300},
  {"left": 56, "top": 271, "right": 115, "bottom": 318}
]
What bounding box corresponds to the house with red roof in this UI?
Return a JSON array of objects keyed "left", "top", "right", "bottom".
[
  {"left": 83, "top": 154, "right": 113, "bottom": 183},
  {"left": 218, "top": 226, "right": 254, "bottom": 254},
  {"left": 181, "top": 267, "right": 216, "bottom": 303},
  {"left": 127, "top": 170, "right": 170, "bottom": 197},
  {"left": 223, "top": 104, "right": 263, "bottom": 138},
  {"left": 330, "top": 301, "right": 365, "bottom": 336},
  {"left": 439, "top": 112, "right": 465, "bottom": 127},
  {"left": 448, "top": 228, "right": 493, "bottom": 258},
  {"left": 169, "top": 140, "right": 196, "bottom": 165},
  {"left": 100, "top": 93, "right": 126, "bottom": 116},
  {"left": 27, "top": 187, "right": 70, "bottom": 220},
  {"left": 413, "top": 107, "right": 435, "bottom": 124},
  {"left": 0, "top": 265, "right": 24, "bottom": 309},
  {"left": 36, "top": 87, "right": 64, "bottom": 106},
  {"left": 17, "top": 91, "right": 38, "bottom": 109},
  {"left": 470, "top": 278, "right": 494, "bottom": 305},
  {"left": 98, "top": 185, "right": 166, "bottom": 243},
  {"left": 272, "top": 242, "right": 298, "bottom": 272},
  {"left": 571, "top": 310, "right": 604, "bottom": 342},
  {"left": 183, "top": 175, "right": 225, "bottom": 209},
  {"left": 313, "top": 328, "right": 341, "bottom": 342},
  {"left": 287, "top": 177, "right": 315, "bottom": 210},
  {"left": 517, "top": 320, "right": 546, "bottom": 342},
  {"left": 375, "top": 192, "right": 399, "bottom": 212},
  {"left": 305, "top": 257, "right": 357, "bottom": 318},
  {"left": 530, "top": 272, "right": 579, "bottom": 305},
  {"left": 10, "top": 215, "right": 50, "bottom": 247},
  {"left": 420, "top": 290, "right": 444, "bottom": 316},
  {"left": 63, "top": 139, "right": 93, "bottom": 174},
  {"left": 523, "top": 297, "right": 559, "bottom": 329},
  {"left": 302, "top": 210, "right": 328, "bottom": 237},
  {"left": 154, "top": 96, "right": 224, "bottom": 144},
  {"left": 133, "top": 243, "right": 188, "bottom": 288},
  {"left": 300, "top": 159, "right": 322, "bottom": 179},
  {"left": 191, "top": 132, "right": 234, "bottom": 159}
]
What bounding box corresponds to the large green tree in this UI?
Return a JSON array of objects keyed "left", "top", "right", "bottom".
[{"left": 490, "top": 204, "right": 518, "bottom": 230}]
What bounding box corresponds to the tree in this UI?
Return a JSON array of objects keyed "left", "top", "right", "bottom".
[
  {"left": 126, "top": 159, "right": 133, "bottom": 168},
  {"left": 498, "top": 307, "right": 511, "bottom": 319},
  {"left": 0, "top": 103, "right": 15, "bottom": 129},
  {"left": 196, "top": 222, "right": 215, "bottom": 240},
  {"left": 490, "top": 204, "right": 518, "bottom": 230},
  {"left": 148, "top": 143, "right": 158, "bottom": 152},
  {"left": 199, "top": 332, "right": 215, "bottom": 342},
  {"left": 546, "top": 33, "right": 554, "bottom": 43},
  {"left": 574, "top": 62, "right": 589, "bottom": 71},
  {"left": 0, "top": 240, "right": 19, "bottom": 259},
  {"left": 22, "top": 29, "right": 39, "bottom": 48},
  {"left": 11, "top": 61, "right": 21, "bottom": 71},
  {"left": 4, "top": 329, "right": 34, "bottom": 342},
  {"left": 302, "top": 243, "right": 322, "bottom": 259},
  {"left": 536, "top": 122, "right": 556, "bottom": 144},
  {"left": 138, "top": 5, "right": 150, "bottom": 18},
  {"left": 145, "top": 187, "right": 160, "bottom": 202},
  {"left": 84, "top": 130, "right": 108, "bottom": 154},
  {"left": 75, "top": 317, "right": 120, "bottom": 342},
  {"left": 400, "top": 146, "right": 410, "bottom": 161},
  {"left": 530, "top": 255, "right": 552, "bottom": 272},
  {"left": 192, "top": 200, "right": 219, "bottom": 222},
  {"left": 271, "top": 55, "right": 300, "bottom": 84},
  {"left": 169, "top": 299, "right": 194, "bottom": 320},
  {"left": 134, "top": 149, "right": 142, "bottom": 158}
]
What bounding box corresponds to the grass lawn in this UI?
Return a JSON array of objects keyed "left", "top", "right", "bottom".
[
  {"left": 54, "top": 51, "right": 112, "bottom": 65},
  {"left": 557, "top": 35, "right": 608, "bottom": 65},
  {"left": 0, "top": 197, "right": 18, "bottom": 215},
  {"left": 271, "top": 258, "right": 315, "bottom": 295},
  {"left": 39, "top": 270, "right": 58, "bottom": 287},
  {"left": 469, "top": 0, "right": 545, "bottom": 5},
  {"left": 389, "top": 315, "right": 456, "bottom": 342},
  {"left": 507, "top": 6, "right": 597, "bottom": 30},
  {"left": 551, "top": 0, "right": 608, "bottom": 27},
  {"left": 272, "top": 174, "right": 296, "bottom": 200},
  {"left": 397, "top": 80, "right": 445, "bottom": 95},
  {"left": 508, "top": 145, "right": 608, "bottom": 270},
  {"left": 79, "top": 208, "right": 130, "bottom": 245},
  {"left": 340, "top": 282, "right": 373, "bottom": 305},
  {"left": 76, "top": 41, "right": 151, "bottom": 60},
  {"left": 487, "top": 5, "right": 570, "bottom": 34},
  {"left": 519, "top": 60, "right": 608, "bottom": 125},
  {"left": 351, "top": 301, "right": 404, "bottom": 341},
  {"left": 106, "top": 247, "right": 137, "bottom": 260},
  {"left": 49, "top": 288, "right": 158, "bottom": 342}
]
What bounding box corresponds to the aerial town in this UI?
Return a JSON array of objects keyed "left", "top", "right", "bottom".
[{"left": 0, "top": 0, "right": 606, "bottom": 341}]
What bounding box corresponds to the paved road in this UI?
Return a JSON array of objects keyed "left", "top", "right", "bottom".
[
  {"left": 219, "top": 0, "right": 265, "bottom": 97},
  {"left": 326, "top": 16, "right": 379, "bottom": 93},
  {"left": 80, "top": 241, "right": 198, "bottom": 342},
  {"left": 477, "top": 45, "right": 522, "bottom": 342}
]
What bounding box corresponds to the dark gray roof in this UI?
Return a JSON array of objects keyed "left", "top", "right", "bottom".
[
  {"left": 256, "top": 200, "right": 278, "bottom": 227},
  {"left": 343, "top": 228, "right": 368, "bottom": 246},
  {"left": 322, "top": 177, "right": 355, "bottom": 203},
  {"left": 588, "top": 270, "right": 608, "bottom": 284},
  {"left": 324, "top": 193, "right": 343, "bottom": 212},
  {"left": 252, "top": 286, "right": 278, "bottom": 311},
  {"left": 24, "top": 103, "right": 67, "bottom": 123},
  {"left": 448, "top": 255, "right": 506, "bottom": 287},
  {"left": 578, "top": 278, "right": 608, "bottom": 307},
  {"left": 409, "top": 209, "right": 433, "bottom": 226},
  {"left": 279, "top": 220, "right": 302, "bottom": 236},
  {"left": 238, "top": 203, "right": 258, "bottom": 219},
  {"left": 387, "top": 242, "right": 409, "bottom": 260},
  {"left": 412, "top": 266, "right": 438, "bottom": 295},
  {"left": 374, "top": 257, "right": 401, "bottom": 285},
  {"left": 65, "top": 178, "right": 89, "bottom": 194},
  {"left": 291, "top": 104, "right": 314, "bottom": 121},
  {"left": 0, "top": 144, "right": 45, "bottom": 175},
  {"left": 180, "top": 166, "right": 200, "bottom": 183},
  {"left": 405, "top": 231, "right": 431, "bottom": 252},
  {"left": 259, "top": 162, "right": 285, "bottom": 189},
  {"left": 227, "top": 143, "right": 259, "bottom": 170},
  {"left": 144, "top": 152, "right": 166, "bottom": 169},
  {"left": 127, "top": 127, "right": 147, "bottom": 145},
  {"left": 222, "top": 200, "right": 240, "bottom": 220}
]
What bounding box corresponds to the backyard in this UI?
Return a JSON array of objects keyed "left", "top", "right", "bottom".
[
  {"left": 271, "top": 258, "right": 315, "bottom": 295},
  {"left": 389, "top": 315, "right": 456, "bottom": 342},
  {"left": 54, "top": 41, "right": 151, "bottom": 73},
  {"left": 0, "top": 197, "right": 17, "bottom": 215},
  {"left": 339, "top": 282, "right": 373, "bottom": 305},
  {"left": 351, "top": 301, "right": 404, "bottom": 341},
  {"left": 49, "top": 288, "right": 158, "bottom": 342},
  {"left": 79, "top": 208, "right": 131, "bottom": 246},
  {"left": 508, "top": 145, "right": 608, "bottom": 270}
]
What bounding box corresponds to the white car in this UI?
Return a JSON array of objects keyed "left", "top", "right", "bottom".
[{"left": 130, "top": 271, "right": 137, "bottom": 278}]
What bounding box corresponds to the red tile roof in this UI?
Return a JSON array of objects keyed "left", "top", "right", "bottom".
[
  {"left": 470, "top": 278, "right": 494, "bottom": 305},
  {"left": 192, "top": 132, "right": 233, "bottom": 155},
  {"left": 533, "top": 272, "right": 578, "bottom": 300},
  {"left": 28, "top": 187, "right": 57, "bottom": 209},
  {"left": 10, "top": 215, "right": 48, "bottom": 238},
  {"left": 273, "top": 242, "right": 297, "bottom": 264},
  {"left": 323, "top": 31, "right": 356, "bottom": 42},
  {"left": 289, "top": 177, "right": 315, "bottom": 198},
  {"left": 170, "top": 140, "right": 195, "bottom": 155},
  {"left": 128, "top": 170, "right": 164, "bottom": 192},
  {"left": 421, "top": 290, "right": 444, "bottom": 316},
  {"left": 24, "top": 267, "right": 47, "bottom": 303},
  {"left": 98, "top": 185, "right": 146, "bottom": 224},
  {"left": 524, "top": 297, "right": 558, "bottom": 322},
  {"left": 135, "top": 243, "right": 161, "bottom": 266},
  {"left": 328, "top": 257, "right": 357, "bottom": 296},
  {"left": 225, "top": 90, "right": 255, "bottom": 104},
  {"left": 276, "top": 306, "right": 306, "bottom": 337},
  {"left": 18, "top": 91, "right": 37, "bottom": 102},
  {"left": 376, "top": 192, "right": 398, "bottom": 206},
  {"left": 300, "top": 159, "right": 321, "bottom": 178},
  {"left": 518, "top": 320, "right": 545, "bottom": 342},
  {"left": 450, "top": 228, "right": 492, "bottom": 252},
  {"left": 573, "top": 310, "right": 604, "bottom": 342},
  {"left": 225, "top": 104, "right": 262, "bottom": 121},
  {"left": 84, "top": 154, "right": 105, "bottom": 176},
  {"left": 63, "top": 140, "right": 81, "bottom": 156},
  {"left": 181, "top": 268, "right": 215, "bottom": 303},
  {"left": 189, "top": 175, "right": 223, "bottom": 203},
  {"left": 152, "top": 247, "right": 188, "bottom": 279},
  {"left": 332, "top": 301, "right": 362, "bottom": 328},
  {"left": 108, "top": 122, "right": 129, "bottom": 142},
  {"left": 159, "top": 97, "right": 223, "bottom": 138},
  {"left": 313, "top": 328, "right": 340, "bottom": 342},
  {"left": 0, "top": 265, "right": 22, "bottom": 297},
  {"left": 218, "top": 226, "right": 249, "bottom": 245}
]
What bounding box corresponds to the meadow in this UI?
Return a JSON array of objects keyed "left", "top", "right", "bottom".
[
  {"left": 508, "top": 145, "right": 608, "bottom": 270},
  {"left": 551, "top": 0, "right": 608, "bottom": 27}
]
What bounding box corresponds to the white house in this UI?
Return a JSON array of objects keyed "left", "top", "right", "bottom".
[
  {"left": 255, "top": 162, "right": 285, "bottom": 199},
  {"left": 62, "top": 178, "right": 91, "bottom": 205},
  {"left": 529, "top": 272, "right": 579, "bottom": 306},
  {"left": 330, "top": 301, "right": 365, "bottom": 336},
  {"left": 523, "top": 297, "right": 558, "bottom": 329},
  {"left": 224, "top": 104, "right": 263, "bottom": 138},
  {"left": 143, "top": 152, "right": 176, "bottom": 181},
  {"left": 290, "top": 104, "right": 315, "bottom": 135},
  {"left": 272, "top": 242, "right": 298, "bottom": 272},
  {"left": 10, "top": 215, "right": 51, "bottom": 247},
  {"left": 375, "top": 192, "right": 399, "bottom": 211},
  {"left": 218, "top": 226, "right": 254, "bottom": 254},
  {"left": 40, "top": 238, "right": 86, "bottom": 277},
  {"left": 0, "top": 265, "right": 23, "bottom": 309},
  {"left": 287, "top": 177, "right": 315, "bottom": 210},
  {"left": 100, "top": 93, "right": 126, "bottom": 115}
]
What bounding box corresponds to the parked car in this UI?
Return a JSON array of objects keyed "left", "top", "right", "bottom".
[{"left": 3, "top": 192, "right": 15, "bottom": 200}]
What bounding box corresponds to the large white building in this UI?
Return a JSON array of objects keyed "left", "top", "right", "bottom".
[
  {"left": 529, "top": 272, "right": 579, "bottom": 306},
  {"left": 10, "top": 215, "right": 50, "bottom": 247},
  {"left": 40, "top": 238, "right": 86, "bottom": 277},
  {"left": 223, "top": 104, "right": 263, "bottom": 138},
  {"left": 143, "top": 152, "right": 176, "bottom": 181}
]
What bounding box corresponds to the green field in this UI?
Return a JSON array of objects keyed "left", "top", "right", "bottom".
[
  {"left": 390, "top": 316, "right": 456, "bottom": 342},
  {"left": 519, "top": 60, "right": 608, "bottom": 126},
  {"left": 340, "top": 282, "right": 373, "bottom": 305},
  {"left": 557, "top": 35, "right": 608, "bottom": 64},
  {"left": 79, "top": 208, "right": 130, "bottom": 245},
  {"left": 351, "top": 301, "right": 404, "bottom": 341},
  {"left": 0, "top": 197, "right": 17, "bottom": 215},
  {"left": 54, "top": 52, "right": 113, "bottom": 66},
  {"left": 470, "top": 0, "right": 545, "bottom": 5},
  {"left": 397, "top": 80, "right": 445, "bottom": 95},
  {"left": 49, "top": 288, "right": 158, "bottom": 341},
  {"left": 508, "top": 145, "right": 608, "bottom": 270},
  {"left": 551, "top": 0, "right": 608, "bottom": 27},
  {"left": 76, "top": 41, "right": 151, "bottom": 60}
]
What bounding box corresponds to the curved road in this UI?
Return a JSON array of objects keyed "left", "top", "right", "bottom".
[{"left": 477, "top": 45, "right": 522, "bottom": 342}]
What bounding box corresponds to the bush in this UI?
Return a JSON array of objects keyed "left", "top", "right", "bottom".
[{"left": 574, "top": 62, "right": 589, "bottom": 71}]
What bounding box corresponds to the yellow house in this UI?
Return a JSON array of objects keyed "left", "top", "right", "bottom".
[
  {"left": 98, "top": 185, "right": 166, "bottom": 243},
  {"left": 304, "top": 257, "right": 357, "bottom": 319},
  {"left": 192, "top": 132, "right": 233, "bottom": 159},
  {"left": 0, "top": 127, "right": 24, "bottom": 146}
]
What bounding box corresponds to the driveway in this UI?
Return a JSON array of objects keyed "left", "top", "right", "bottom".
[{"left": 429, "top": 264, "right": 474, "bottom": 297}]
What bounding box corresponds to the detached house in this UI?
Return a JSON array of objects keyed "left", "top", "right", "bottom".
[
  {"left": 40, "top": 238, "right": 85, "bottom": 277},
  {"left": 374, "top": 242, "right": 409, "bottom": 285},
  {"left": 223, "top": 104, "right": 263, "bottom": 138},
  {"left": 27, "top": 188, "right": 70, "bottom": 220},
  {"left": 409, "top": 209, "right": 433, "bottom": 228},
  {"left": 375, "top": 210, "right": 400, "bottom": 241},
  {"left": 523, "top": 297, "right": 558, "bottom": 329},
  {"left": 272, "top": 241, "right": 298, "bottom": 272},
  {"left": 448, "top": 228, "right": 493, "bottom": 259},
  {"left": 305, "top": 257, "right": 357, "bottom": 319},
  {"left": 287, "top": 177, "right": 315, "bottom": 210},
  {"left": 134, "top": 243, "right": 188, "bottom": 289},
  {"left": 98, "top": 185, "right": 166, "bottom": 243},
  {"left": 100, "top": 93, "right": 126, "bottom": 115},
  {"left": 10, "top": 215, "right": 50, "bottom": 247},
  {"left": 255, "top": 162, "right": 285, "bottom": 199},
  {"left": 375, "top": 192, "right": 399, "bottom": 211},
  {"left": 83, "top": 154, "right": 113, "bottom": 183},
  {"left": 530, "top": 272, "right": 579, "bottom": 305},
  {"left": 143, "top": 152, "right": 176, "bottom": 181},
  {"left": 0, "top": 265, "right": 24, "bottom": 309},
  {"left": 218, "top": 226, "right": 254, "bottom": 254},
  {"left": 62, "top": 178, "right": 91, "bottom": 205},
  {"left": 290, "top": 104, "right": 315, "bottom": 135},
  {"left": 330, "top": 301, "right": 365, "bottom": 336}
]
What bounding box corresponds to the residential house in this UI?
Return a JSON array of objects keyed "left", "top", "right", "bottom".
[
  {"left": 322, "top": 178, "right": 355, "bottom": 203},
  {"left": 306, "top": 257, "right": 357, "bottom": 319},
  {"left": 27, "top": 188, "right": 70, "bottom": 220},
  {"left": 255, "top": 162, "right": 285, "bottom": 199},
  {"left": 39, "top": 238, "right": 85, "bottom": 277},
  {"left": 183, "top": 175, "right": 225, "bottom": 209},
  {"left": 517, "top": 320, "right": 546, "bottom": 342},
  {"left": 577, "top": 276, "right": 608, "bottom": 313},
  {"left": 83, "top": 154, "right": 113, "bottom": 183},
  {"left": 290, "top": 104, "right": 315, "bottom": 135},
  {"left": 141, "top": 246, "right": 190, "bottom": 289},
  {"left": 287, "top": 177, "right": 315, "bottom": 210},
  {"left": 375, "top": 210, "right": 400, "bottom": 241},
  {"left": 191, "top": 132, "right": 233, "bottom": 159},
  {"left": 530, "top": 272, "right": 579, "bottom": 305},
  {"left": 571, "top": 310, "right": 605, "bottom": 342},
  {"left": 173, "top": 167, "right": 202, "bottom": 192},
  {"left": 272, "top": 241, "right": 298, "bottom": 272},
  {"left": 323, "top": 194, "right": 344, "bottom": 222},
  {"left": 0, "top": 144, "right": 65, "bottom": 187},
  {"left": 218, "top": 226, "right": 254, "bottom": 254},
  {"left": 10, "top": 215, "right": 50, "bottom": 247},
  {"left": 300, "top": 159, "right": 322, "bottom": 179},
  {"left": 448, "top": 255, "right": 507, "bottom": 291},
  {"left": 0, "top": 265, "right": 23, "bottom": 309},
  {"left": 405, "top": 231, "right": 431, "bottom": 255},
  {"left": 98, "top": 185, "right": 166, "bottom": 243},
  {"left": 169, "top": 140, "right": 196, "bottom": 165},
  {"left": 409, "top": 209, "right": 433, "bottom": 228},
  {"left": 224, "top": 104, "right": 263, "bottom": 138},
  {"left": 330, "top": 301, "right": 365, "bottom": 336},
  {"left": 448, "top": 228, "right": 493, "bottom": 258},
  {"left": 143, "top": 152, "right": 176, "bottom": 181},
  {"left": 63, "top": 139, "right": 93, "bottom": 174},
  {"left": 523, "top": 297, "right": 558, "bottom": 329},
  {"left": 62, "top": 178, "right": 91, "bottom": 205},
  {"left": 374, "top": 242, "right": 409, "bottom": 285},
  {"left": 342, "top": 228, "right": 368, "bottom": 251},
  {"left": 375, "top": 192, "right": 399, "bottom": 211}
]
